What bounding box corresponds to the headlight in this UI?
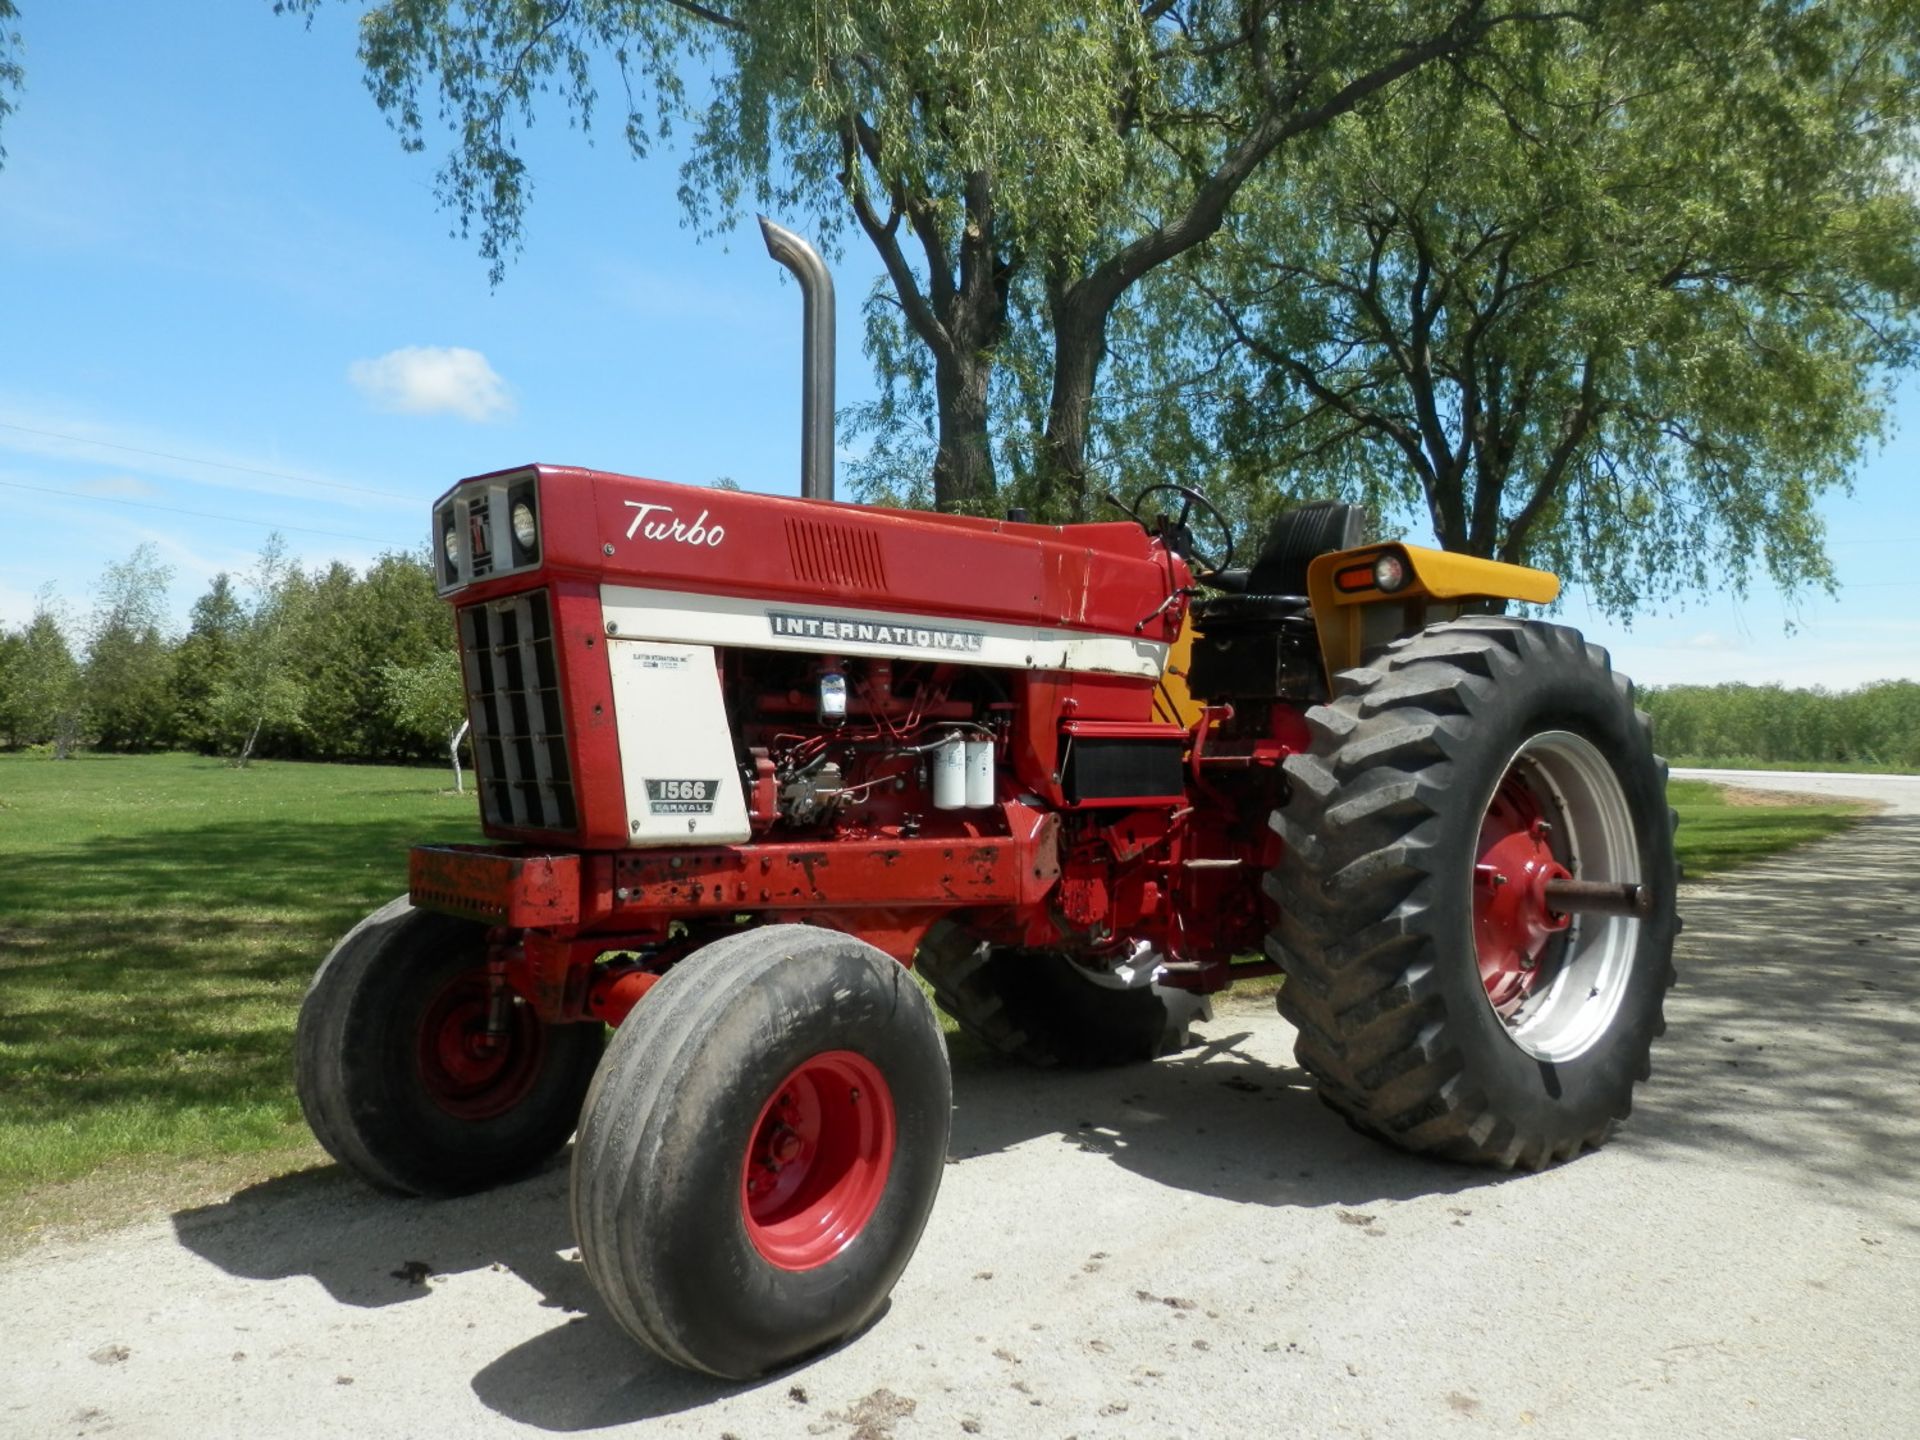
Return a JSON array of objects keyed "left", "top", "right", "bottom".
[
  {"left": 1372, "top": 553, "right": 1409, "bottom": 592},
  {"left": 511, "top": 501, "right": 537, "bottom": 550}
]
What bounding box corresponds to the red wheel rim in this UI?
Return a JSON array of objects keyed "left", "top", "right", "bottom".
[
  {"left": 415, "top": 974, "right": 545, "bottom": 1121},
  {"left": 741, "top": 1050, "right": 896, "bottom": 1272},
  {"left": 1473, "top": 770, "right": 1572, "bottom": 1017}
]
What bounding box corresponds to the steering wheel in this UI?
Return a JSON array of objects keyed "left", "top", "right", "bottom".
[{"left": 1124, "top": 484, "right": 1235, "bottom": 575}]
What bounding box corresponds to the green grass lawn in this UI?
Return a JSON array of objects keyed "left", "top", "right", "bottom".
[
  {"left": 1665, "top": 778, "right": 1868, "bottom": 877},
  {"left": 0, "top": 752, "right": 1871, "bottom": 1241},
  {"left": 0, "top": 753, "right": 481, "bottom": 1237}
]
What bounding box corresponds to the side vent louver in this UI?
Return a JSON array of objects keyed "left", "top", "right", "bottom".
[
  {"left": 785, "top": 517, "right": 887, "bottom": 592},
  {"left": 459, "top": 590, "right": 577, "bottom": 831}
]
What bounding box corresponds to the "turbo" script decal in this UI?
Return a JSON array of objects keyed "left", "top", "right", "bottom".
[{"left": 622, "top": 502, "right": 726, "bottom": 547}]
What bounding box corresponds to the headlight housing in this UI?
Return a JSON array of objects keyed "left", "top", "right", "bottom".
[{"left": 434, "top": 472, "right": 542, "bottom": 591}]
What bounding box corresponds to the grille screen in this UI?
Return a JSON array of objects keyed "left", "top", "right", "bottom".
[{"left": 459, "top": 591, "right": 577, "bottom": 831}]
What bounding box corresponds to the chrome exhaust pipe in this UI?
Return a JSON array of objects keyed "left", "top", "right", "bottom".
[{"left": 758, "top": 216, "right": 835, "bottom": 502}]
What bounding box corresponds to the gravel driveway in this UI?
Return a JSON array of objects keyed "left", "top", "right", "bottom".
[{"left": 5, "top": 773, "right": 1916, "bottom": 1439}]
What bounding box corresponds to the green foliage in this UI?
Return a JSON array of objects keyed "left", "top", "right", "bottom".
[
  {"left": 283, "top": 549, "right": 455, "bottom": 761},
  {"left": 0, "top": 593, "right": 82, "bottom": 752},
  {"left": 289, "top": 4, "right": 1917, "bottom": 605},
  {"left": 206, "top": 535, "right": 309, "bottom": 766},
  {"left": 0, "top": 0, "right": 21, "bottom": 167},
  {"left": 0, "top": 543, "right": 459, "bottom": 765},
  {"left": 83, "top": 545, "right": 176, "bottom": 752},
  {"left": 380, "top": 649, "right": 464, "bottom": 743},
  {"left": 380, "top": 648, "right": 470, "bottom": 790},
  {"left": 289, "top": 1, "right": 1584, "bottom": 514},
  {"left": 1644, "top": 680, "right": 1920, "bottom": 771},
  {"left": 1159, "top": 0, "right": 1920, "bottom": 614},
  {"left": 169, "top": 574, "right": 245, "bottom": 753}
]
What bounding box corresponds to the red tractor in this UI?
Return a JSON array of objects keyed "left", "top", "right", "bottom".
[{"left": 295, "top": 224, "right": 1677, "bottom": 1379}]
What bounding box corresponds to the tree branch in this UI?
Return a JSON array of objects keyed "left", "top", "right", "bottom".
[{"left": 1501, "top": 352, "right": 1603, "bottom": 563}]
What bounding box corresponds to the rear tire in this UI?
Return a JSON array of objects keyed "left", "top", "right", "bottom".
[
  {"left": 570, "top": 924, "right": 951, "bottom": 1379},
  {"left": 1266, "top": 619, "right": 1678, "bottom": 1168},
  {"left": 915, "top": 925, "right": 1207, "bottom": 1068},
  {"left": 295, "top": 896, "right": 604, "bottom": 1196}
]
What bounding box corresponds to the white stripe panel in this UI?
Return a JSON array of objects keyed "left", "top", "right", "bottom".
[{"left": 599, "top": 584, "right": 1169, "bottom": 679}]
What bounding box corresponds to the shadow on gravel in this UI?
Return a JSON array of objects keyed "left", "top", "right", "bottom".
[
  {"left": 172, "top": 1022, "right": 1515, "bottom": 1431},
  {"left": 1630, "top": 812, "right": 1920, "bottom": 1230},
  {"left": 942, "top": 1019, "right": 1509, "bottom": 1214},
  {"left": 171, "top": 1157, "right": 753, "bottom": 1425}
]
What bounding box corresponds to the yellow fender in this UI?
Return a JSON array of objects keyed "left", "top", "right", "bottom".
[{"left": 1306, "top": 544, "right": 1560, "bottom": 680}]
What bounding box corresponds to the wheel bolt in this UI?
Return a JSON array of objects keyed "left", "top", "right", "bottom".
[{"left": 770, "top": 1125, "right": 803, "bottom": 1164}]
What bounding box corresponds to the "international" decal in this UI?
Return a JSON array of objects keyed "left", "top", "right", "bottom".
[{"left": 767, "top": 610, "right": 986, "bottom": 653}]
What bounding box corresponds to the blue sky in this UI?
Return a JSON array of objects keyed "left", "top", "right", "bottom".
[{"left": 2, "top": 3, "right": 1916, "bottom": 689}]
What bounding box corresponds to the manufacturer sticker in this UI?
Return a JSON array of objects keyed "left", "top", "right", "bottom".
[
  {"left": 628, "top": 648, "right": 689, "bottom": 670},
  {"left": 768, "top": 609, "right": 985, "bottom": 654},
  {"left": 645, "top": 778, "right": 720, "bottom": 814}
]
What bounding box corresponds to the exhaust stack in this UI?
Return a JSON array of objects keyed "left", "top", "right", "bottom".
[{"left": 758, "top": 216, "right": 835, "bottom": 502}]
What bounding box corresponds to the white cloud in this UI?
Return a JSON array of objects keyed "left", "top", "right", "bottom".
[
  {"left": 0, "top": 398, "right": 415, "bottom": 511},
  {"left": 347, "top": 346, "right": 515, "bottom": 423}
]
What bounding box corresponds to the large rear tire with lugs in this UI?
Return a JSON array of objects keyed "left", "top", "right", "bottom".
[
  {"left": 915, "top": 925, "right": 1207, "bottom": 1068},
  {"left": 1266, "top": 618, "right": 1678, "bottom": 1169},
  {"left": 295, "top": 896, "right": 604, "bottom": 1196},
  {"left": 570, "top": 924, "right": 951, "bottom": 1379}
]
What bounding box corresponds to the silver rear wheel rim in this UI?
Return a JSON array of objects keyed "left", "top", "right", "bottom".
[{"left": 1482, "top": 729, "right": 1641, "bottom": 1063}]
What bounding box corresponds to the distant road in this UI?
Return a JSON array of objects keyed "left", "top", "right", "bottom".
[{"left": 1672, "top": 766, "right": 1920, "bottom": 816}]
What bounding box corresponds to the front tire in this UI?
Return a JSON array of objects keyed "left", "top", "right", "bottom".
[
  {"left": 1267, "top": 619, "right": 1678, "bottom": 1168},
  {"left": 570, "top": 924, "right": 951, "bottom": 1379},
  {"left": 295, "top": 896, "right": 604, "bottom": 1196}
]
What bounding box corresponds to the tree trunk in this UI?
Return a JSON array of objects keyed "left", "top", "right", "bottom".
[
  {"left": 1040, "top": 292, "right": 1107, "bottom": 520},
  {"left": 931, "top": 349, "right": 996, "bottom": 512},
  {"left": 449, "top": 718, "right": 470, "bottom": 795},
  {"left": 234, "top": 716, "right": 262, "bottom": 770}
]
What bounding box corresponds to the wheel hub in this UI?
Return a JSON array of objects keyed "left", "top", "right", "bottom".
[
  {"left": 742, "top": 1050, "right": 895, "bottom": 1272},
  {"left": 415, "top": 975, "right": 544, "bottom": 1121},
  {"left": 1474, "top": 781, "right": 1571, "bottom": 1016}
]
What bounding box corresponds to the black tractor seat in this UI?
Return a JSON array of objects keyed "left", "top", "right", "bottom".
[{"left": 1194, "top": 499, "right": 1365, "bottom": 630}]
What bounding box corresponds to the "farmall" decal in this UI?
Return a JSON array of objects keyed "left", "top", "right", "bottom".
[
  {"left": 768, "top": 610, "right": 986, "bottom": 653},
  {"left": 622, "top": 502, "right": 726, "bottom": 547},
  {"left": 645, "top": 778, "right": 720, "bottom": 814}
]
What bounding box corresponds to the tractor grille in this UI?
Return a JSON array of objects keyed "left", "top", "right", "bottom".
[{"left": 459, "top": 590, "right": 578, "bottom": 832}]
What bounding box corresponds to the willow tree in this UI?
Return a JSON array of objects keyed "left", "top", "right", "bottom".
[
  {"left": 283, "top": 1, "right": 1577, "bottom": 511},
  {"left": 1163, "top": 0, "right": 1920, "bottom": 612},
  {"left": 0, "top": 1, "right": 21, "bottom": 166}
]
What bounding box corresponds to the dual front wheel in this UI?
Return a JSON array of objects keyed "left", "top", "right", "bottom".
[{"left": 296, "top": 914, "right": 948, "bottom": 1378}]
